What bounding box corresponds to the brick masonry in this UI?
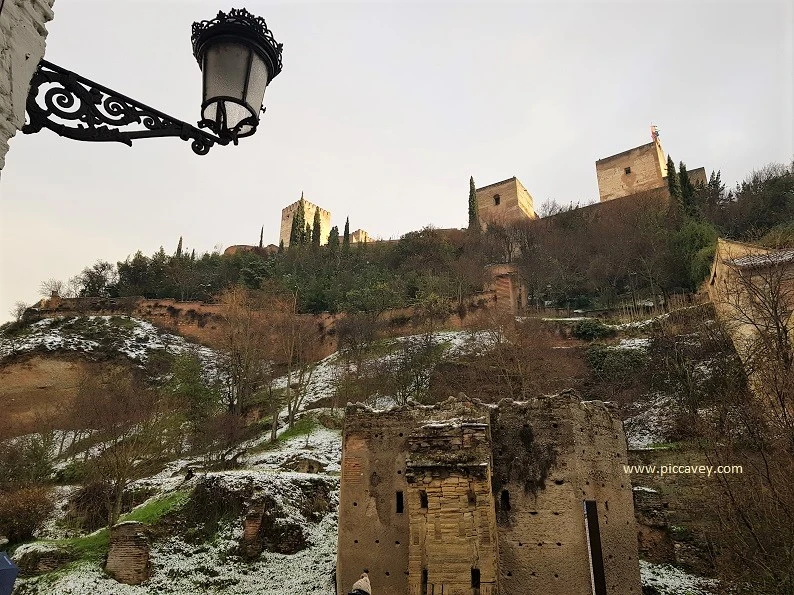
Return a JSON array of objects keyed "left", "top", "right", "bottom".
[
  {"left": 337, "top": 395, "right": 642, "bottom": 595},
  {"left": 0, "top": 0, "right": 56, "bottom": 172},
  {"left": 105, "top": 521, "right": 151, "bottom": 585}
]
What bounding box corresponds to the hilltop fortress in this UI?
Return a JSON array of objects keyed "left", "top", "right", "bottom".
[{"left": 474, "top": 133, "right": 705, "bottom": 231}]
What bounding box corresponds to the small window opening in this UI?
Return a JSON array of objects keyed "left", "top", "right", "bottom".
[
  {"left": 421, "top": 568, "right": 429, "bottom": 595},
  {"left": 624, "top": 166, "right": 631, "bottom": 174},
  {"left": 467, "top": 489, "right": 477, "bottom": 506},
  {"left": 471, "top": 568, "right": 481, "bottom": 588},
  {"left": 419, "top": 490, "right": 428, "bottom": 509},
  {"left": 500, "top": 489, "right": 511, "bottom": 511},
  {"left": 493, "top": 194, "right": 501, "bottom": 206},
  {"left": 396, "top": 491, "right": 404, "bottom": 513}
]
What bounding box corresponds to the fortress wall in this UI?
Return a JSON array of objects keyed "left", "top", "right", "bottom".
[
  {"left": 339, "top": 397, "right": 641, "bottom": 595},
  {"left": 491, "top": 395, "right": 640, "bottom": 594}
]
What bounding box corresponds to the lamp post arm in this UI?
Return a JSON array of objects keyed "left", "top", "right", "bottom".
[{"left": 22, "top": 60, "right": 228, "bottom": 155}]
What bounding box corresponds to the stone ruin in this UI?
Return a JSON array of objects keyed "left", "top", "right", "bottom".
[
  {"left": 336, "top": 392, "right": 642, "bottom": 595},
  {"left": 105, "top": 521, "right": 150, "bottom": 585}
]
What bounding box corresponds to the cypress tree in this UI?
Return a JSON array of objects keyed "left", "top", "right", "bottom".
[
  {"left": 176, "top": 236, "right": 183, "bottom": 258},
  {"left": 305, "top": 222, "right": 312, "bottom": 245},
  {"left": 679, "top": 161, "right": 697, "bottom": 217},
  {"left": 468, "top": 176, "right": 479, "bottom": 232},
  {"left": 327, "top": 226, "right": 340, "bottom": 253},
  {"left": 289, "top": 215, "right": 300, "bottom": 247},
  {"left": 278, "top": 239, "right": 285, "bottom": 253},
  {"left": 190, "top": 249, "right": 195, "bottom": 261},
  {"left": 259, "top": 226, "right": 264, "bottom": 248},
  {"left": 342, "top": 217, "right": 350, "bottom": 254},
  {"left": 290, "top": 193, "right": 307, "bottom": 247},
  {"left": 311, "top": 209, "right": 321, "bottom": 249},
  {"left": 666, "top": 155, "right": 683, "bottom": 204}
]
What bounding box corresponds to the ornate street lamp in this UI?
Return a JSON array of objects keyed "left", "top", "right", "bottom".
[
  {"left": 22, "top": 8, "right": 283, "bottom": 155},
  {"left": 192, "top": 8, "right": 283, "bottom": 143}
]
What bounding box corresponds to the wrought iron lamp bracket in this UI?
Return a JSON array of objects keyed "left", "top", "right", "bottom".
[{"left": 22, "top": 60, "right": 228, "bottom": 155}]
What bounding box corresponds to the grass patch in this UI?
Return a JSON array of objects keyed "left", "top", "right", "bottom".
[{"left": 123, "top": 490, "right": 190, "bottom": 524}]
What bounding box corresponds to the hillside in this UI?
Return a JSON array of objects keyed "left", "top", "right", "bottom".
[{"left": 0, "top": 309, "right": 734, "bottom": 594}]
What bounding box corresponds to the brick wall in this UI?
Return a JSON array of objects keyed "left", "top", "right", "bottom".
[
  {"left": 105, "top": 521, "right": 150, "bottom": 585},
  {"left": 0, "top": 0, "right": 55, "bottom": 172}
]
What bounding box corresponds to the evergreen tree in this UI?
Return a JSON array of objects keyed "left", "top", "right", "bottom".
[
  {"left": 342, "top": 217, "right": 350, "bottom": 255},
  {"left": 289, "top": 193, "right": 307, "bottom": 247},
  {"left": 468, "top": 176, "right": 480, "bottom": 232},
  {"left": 666, "top": 155, "right": 683, "bottom": 204},
  {"left": 698, "top": 170, "right": 726, "bottom": 216},
  {"left": 289, "top": 215, "right": 300, "bottom": 247},
  {"left": 190, "top": 249, "right": 195, "bottom": 261},
  {"left": 327, "top": 226, "right": 340, "bottom": 253},
  {"left": 311, "top": 209, "right": 321, "bottom": 249},
  {"left": 679, "top": 161, "right": 697, "bottom": 217},
  {"left": 305, "top": 222, "right": 312, "bottom": 246},
  {"left": 176, "top": 236, "right": 183, "bottom": 258},
  {"left": 278, "top": 239, "right": 285, "bottom": 253},
  {"left": 259, "top": 226, "right": 264, "bottom": 248}
]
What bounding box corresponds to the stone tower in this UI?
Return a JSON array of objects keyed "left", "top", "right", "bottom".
[
  {"left": 279, "top": 193, "right": 332, "bottom": 247},
  {"left": 475, "top": 177, "right": 537, "bottom": 229},
  {"left": 595, "top": 137, "right": 668, "bottom": 202}
]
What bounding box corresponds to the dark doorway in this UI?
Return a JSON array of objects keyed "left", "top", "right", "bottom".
[{"left": 584, "top": 500, "right": 607, "bottom": 595}]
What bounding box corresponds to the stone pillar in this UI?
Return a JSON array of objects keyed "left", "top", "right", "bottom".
[
  {"left": 0, "top": 0, "right": 56, "bottom": 172},
  {"left": 105, "top": 521, "right": 151, "bottom": 585}
]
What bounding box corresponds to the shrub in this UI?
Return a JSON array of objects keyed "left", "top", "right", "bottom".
[
  {"left": 572, "top": 319, "right": 616, "bottom": 341},
  {"left": 0, "top": 486, "right": 54, "bottom": 545},
  {"left": 586, "top": 344, "right": 648, "bottom": 384}
]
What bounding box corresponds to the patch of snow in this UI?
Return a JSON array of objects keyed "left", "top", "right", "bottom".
[
  {"left": 624, "top": 394, "right": 675, "bottom": 449},
  {"left": 609, "top": 338, "right": 651, "bottom": 350},
  {"left": 632, "top": 486, "right": 659, "bottom": 494},
  {"left": 640, "top": 560, "right": 718, "bottom": 595},
  {"left": 247, "top": 428, "right": 342, "bottom": 474}
]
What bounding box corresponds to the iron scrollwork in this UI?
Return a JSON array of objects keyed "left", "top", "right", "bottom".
[{"left": 23, "top": 60, "right": 227, "bottom": 155}]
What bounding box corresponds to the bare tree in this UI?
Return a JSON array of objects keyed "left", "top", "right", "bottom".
[
  {"left": 73, "top": 365, "right": 174, "bottom": 526},
  {"left": 38, "top": 278, "right": 64, "bottom": 298},
  {"left": 714, "top": 248, "right": 794, "bottom": 436},
  {"left": 217, "top": 286, "right": 274, "bottom": 418},
  {"left": 9, "top": 301, "right": 28, "bottom": 322},
  {"left": 271, "top": 290, "right": 321, "bottom": 430}
]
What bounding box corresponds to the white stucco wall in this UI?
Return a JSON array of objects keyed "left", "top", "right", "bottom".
[{"left": 0, "top": 0, "right": 56, "bottom": 172}]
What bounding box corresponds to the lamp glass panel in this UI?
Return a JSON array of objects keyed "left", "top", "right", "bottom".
[
  {"left": 245, "top": 54, "right": 269, "bottom": 113},
  {"left": 203, "top": 41, "right": 249, "bottom": 103}
]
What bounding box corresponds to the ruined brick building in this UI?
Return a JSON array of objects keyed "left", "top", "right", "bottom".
[{"left": 337, "top": 394, "right": 641, "bottom": 595}]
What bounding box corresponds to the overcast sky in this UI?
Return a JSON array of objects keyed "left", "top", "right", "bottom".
[{"left": 1, "top": 0, "right": 792, "bottom": 321}]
